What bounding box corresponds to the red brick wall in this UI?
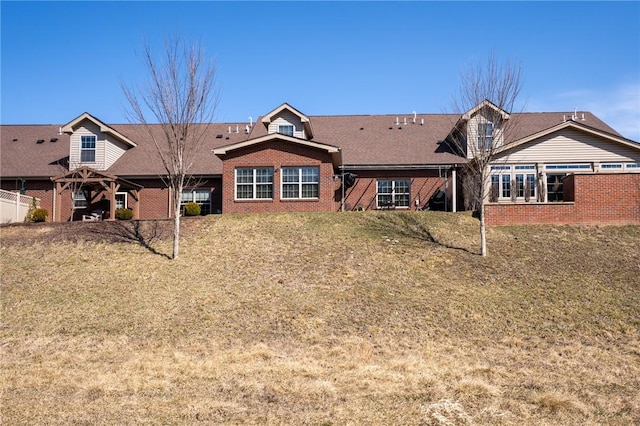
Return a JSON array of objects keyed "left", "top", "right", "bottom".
[
  {"left": 219, "top": 141, "right": 340, "bottom": 214},
  {"left": 572, "top": 173, "right": 640, "bottom": 224},
  {"left": 485, "top": 173, "right": 640, "bottom": 225}
]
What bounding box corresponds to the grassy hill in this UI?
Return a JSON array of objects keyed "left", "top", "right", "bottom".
[{"left": 1, "top": 212, "right": 639, "bottom": 425}]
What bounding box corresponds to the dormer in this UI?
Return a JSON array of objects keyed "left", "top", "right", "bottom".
[
  {"left": 261, "top": 103, "right": 314, "bottom": 140},
  {"left": 61, "top": 113, "right": 136, "bottom": 171},
  {"left": 461, "top": 100, "right": 510, "bottom": 159}
]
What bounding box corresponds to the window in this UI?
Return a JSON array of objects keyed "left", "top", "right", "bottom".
[
  {"left": 547, "top": 174, "right": 565, "bottom": 202},
  {"left": 477, "top": 122, "right": 493, "bottom": 150},
  {"left": 626, "top": 163, "right": 640, "bottom": 169},
  {"left": 80, "top": 135, "right": 96, "bottom": 162},
  {"left": 115, "top": 192, "right": 127, "bottom": 210},
  {"left": 73, "top": 190, "right": 87, "bottom": 209},
  {"left": 490, "top": 165, "right": 536, "bottom": 201},
  {"left": 278, "top": 125, "right": 294, "bottom": 137},
  {"left": 281, "top": 167, "right": 319, "bottom": 199},
  {"left": 601, "top": 163, "right": 622, "bottom": 169},
  {"left": 235, "top": 168, "right": 273, "bottom": 200},
  {"left": 181, "top": 189, "right": 211, "bottom": 215},
  {"left": 545, "top": 164, "right": 591, "bottom": 170},
  {"left": 377, "top": 179, "right": 410, "bottom": 208}
]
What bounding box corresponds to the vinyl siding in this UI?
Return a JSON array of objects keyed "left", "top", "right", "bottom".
[
  {"left": 494, "top": 128, "right": 640, "bottom": 164},
  {"left": 466, "top": 111, "right": 504, "bottom": 159},
  {"left": 104, "top": 136, "right": 129, "bottom": 169},
  {"left": 69, "top": 119, "right": 128, "bottom": 171},
  {"left": 268, "top": 111, "right": 306, "bottom": 139},
  {"left": 69, "top": 121, "right": 105, "bottom": 170}
]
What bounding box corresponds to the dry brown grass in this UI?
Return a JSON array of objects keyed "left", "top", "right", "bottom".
[{"left": 1, "top": 211, "right": 639, "bottom": 425}]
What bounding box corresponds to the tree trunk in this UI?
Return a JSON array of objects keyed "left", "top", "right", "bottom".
[
  {"left": 480, "top": 202, "right": 487, "bottom": 257},
  {"left": 172, "top": 189, "right": 181, "bottom": 260}
]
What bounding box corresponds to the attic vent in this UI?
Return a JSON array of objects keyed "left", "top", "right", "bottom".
[
  {"left": 36, "top": 139, "right": 45, "bottom": 144},
  {"left": 50, "top": 138, "right": 58, "bottom": 143},
  {"left": 12, "top": 138, "right": 18, "bottom": 142},
  {"left": 216, "top": 134, "right": 223, "bottom": 138}
]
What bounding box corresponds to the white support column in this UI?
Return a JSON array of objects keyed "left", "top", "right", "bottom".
[{"left": 452, "top": 167, "right": 457, "bottom": 212}]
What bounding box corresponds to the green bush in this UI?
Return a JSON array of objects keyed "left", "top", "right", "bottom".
[
  {"left": 184, "top": 202, "right": 201, "bottom": 216},
  {"left": 31, "top": 208, "right": 48, "bottom": 223},
  {"left": 115, "top": 208, "right": 133, "bottom": 220}
]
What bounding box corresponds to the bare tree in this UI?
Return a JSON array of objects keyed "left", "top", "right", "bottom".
[
  {"left": 122, "top": 38, "right": 218, "bottom": 259},
  {"left": 448, "top": 53, "right": 523, "bottom": 256}
]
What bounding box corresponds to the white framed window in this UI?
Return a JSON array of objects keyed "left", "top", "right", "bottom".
[
  {"left": 80, "top": 135, "right": 96, "bottom": 162},
  {"left": 490, "top": 165, "right": 535, "bottom": 201},
  {"left": 545, "top": 163, "right": 592, "bottom": 171},
  {"left": 546, "top": 174, "right": 566, "bottom": 202},
  {"left": 181, "top": 189, "right": 211, "bottom": 215},
  {"left": 73, "top": 190, "right": 87, "bottom": 209},
  {"left": 477, "top": 122, "right": 493, "bottom": 150},
  {"left": 625, "top": 163, "right": 640, "bottom": 170},
  {"left": 281, "top": 167, "right": 319, "bottom": 199},
  {"left": 601, "top": 163, "right": 622, "bottom": 169},
  {"left": 235, "top": 168, "right": 273, "bottom": 200},
  {"left": 278, "top": 125, "right": 294, "bottom": 137},
  {"left": 115, "top": 192, "right": 128, "bottom": 210},
  {"left": 376, "top": 179, "right": 410, "bottom": 208}
]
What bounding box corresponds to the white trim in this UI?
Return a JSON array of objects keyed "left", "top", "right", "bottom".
[
  {"left": 214, "top": 133, "right": 340, "bottom": 155},
  {"left": 62, "top": 112, "right": 137, "bottom": 147},
  {"left": 234, "top": 167, "right": 274, "bottom": 200},
  {"left": 115, "top": 192, "right": 128, "bottom": 210},
  {"left": 280, "top": 166, "right": 319, "bottom": 200}
]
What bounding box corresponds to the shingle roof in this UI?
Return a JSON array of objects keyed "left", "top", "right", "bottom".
[
  {"left": 1, "top": 125, "right": 71, "bottom": 178},
  {"left": 1, "top": 109, "right": 631, "bottom": 179}
]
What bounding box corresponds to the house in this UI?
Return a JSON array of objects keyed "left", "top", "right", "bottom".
[{"left": 1, "top": 102, "right": 639, "bottom": 224}]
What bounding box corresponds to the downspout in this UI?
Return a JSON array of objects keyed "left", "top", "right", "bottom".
[
  {"left": 52, "top": 181, "right": 56, "bottom": 222},
  {"left": 452, "top": 166, "right": 457, "bottom": 212}
]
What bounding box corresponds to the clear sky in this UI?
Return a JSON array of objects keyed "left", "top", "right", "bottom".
[{"left": 1, "top": 1, "right": 639, "bottom": 141}]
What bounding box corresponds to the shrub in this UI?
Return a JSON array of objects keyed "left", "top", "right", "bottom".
[
  {"left": 115, "top": 208, "right": 133, "bottom": 220},
  {"left": 31, "top": 208, "right": 48, "bottom": 223},
  {"left": 184, "top": 202, "right": 201, "bottom": 216}
]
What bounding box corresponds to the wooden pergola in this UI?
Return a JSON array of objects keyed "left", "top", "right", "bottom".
[{"left": 51, "top": 166, "right": 142, "bottom": 222}]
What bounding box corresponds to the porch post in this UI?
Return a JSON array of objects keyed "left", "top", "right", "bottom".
[
  {"left": 451, "top": 167, "right": 457, "bottom": 213},
  {"left": 55, "top": 181, "right": 63, "bottom": 222},
  {"left": 109, "top": 181, "right": 117, "bottom": 220}
]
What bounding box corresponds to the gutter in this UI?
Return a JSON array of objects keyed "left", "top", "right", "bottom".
[{"left": 339, "top": 164, "right": 461, "bottom": 171}]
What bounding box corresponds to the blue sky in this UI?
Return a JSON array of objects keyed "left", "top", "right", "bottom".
[{"left": 1, "top": 1, "right": 639, "bottom": 141}]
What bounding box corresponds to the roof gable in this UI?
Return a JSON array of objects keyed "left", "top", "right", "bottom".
[
  {"left": 213, "top": 133, "right": 341, "bottom": 166},
  {"left": 61, "top": 112, "right": 137, "bottom": 148},
  {"left": 260, "top": 103, "right": 314, "bottom": 139},
  {"left": 462, "top": 99, "right": 510, "bottom": 121}
]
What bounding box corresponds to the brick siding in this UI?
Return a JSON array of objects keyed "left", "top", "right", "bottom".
[
  {"left": 219, "top": 141, "right": 340, "bottom": 214},
  {"left": 343, "top": 169, "right": 447, "bottom": 211},
  {"left": 485, "top": 173, "right": 640, "bottom": 225}
]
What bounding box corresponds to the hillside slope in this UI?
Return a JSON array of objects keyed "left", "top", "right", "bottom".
[{"left": 1, "top": 212, "right": 639, "bottom": 425}]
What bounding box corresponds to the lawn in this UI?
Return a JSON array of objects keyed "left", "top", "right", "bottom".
[{"left": 1, "top": 211, "right": 639, "bottom": 425}]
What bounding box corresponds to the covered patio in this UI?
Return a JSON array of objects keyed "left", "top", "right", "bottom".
[{"left": 51, "top": 167, "right": 142, "bottom": 222}]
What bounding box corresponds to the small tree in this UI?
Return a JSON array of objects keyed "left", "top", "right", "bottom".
[
  {"left": 122, "top": 37, "right": 218, "bottom": 259},
  {"left": 448, "top": 53, "right": 523, "bottom": 256}
]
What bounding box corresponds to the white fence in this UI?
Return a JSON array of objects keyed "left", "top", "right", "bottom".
[{"left": 0, "top": 190, "right": 40, "bottom": 223}]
